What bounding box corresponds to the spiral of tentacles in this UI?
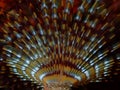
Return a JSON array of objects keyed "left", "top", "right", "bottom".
[{"left": 0, "top": 0, "right": 120, "bottom": 89}]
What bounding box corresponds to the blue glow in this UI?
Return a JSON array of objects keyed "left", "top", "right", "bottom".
[
  {"left": 15, "top": 32, "right": 22, "bottom": 38},
  {"left": 98, "top": 53, "right": 103, "bottom": 57},
  {"left": 31, "top": 71, "right": 35, "bottom": 76},
  {"left": 24, "top": 64, "right": 28, "bottom": 67},
  {"left": 70, "top": 73, "right": 81, "bottom": 81},
  {"left": 93, "top": 50, "right": 97, "bottom": 54},
  {"left": 26, "top": 60, "right": 30, "bottom": 64},
  {"left": 78, "top": 5, "right": 84, "bottom": 12},
  {"left": 44, "top": 13, "right": 49, "bottom": 18},
  {"left": 89, "top": 8, "right": 94, "bottom": 13},
  {"left": 90, "top": 60, "right": 94, "bottom": 66},
  {"left": 26, "top": 45, "right": 31, "bottom": 50},
  {"left": 116, "top": 54, "right": 120, "bottom": 59},
  {"left": 31, "top": 44, "right": 36, "bottom": 48},
  {"left": 91, "top": 21, "right": 96, "bottom": 28},
  {"left": 0, "top": 57, "right": 3, "bottom": 61},
  {"left": 22, "top": 78, "right": 26, "bottom": 81},
  {"left": 8, "top": 62, "right": 14, "bottom": 64},
  {"left": 99, "top": 56, "right": 104, "bottom": 60},
  {"left": 41, "top": 3, "right": 48, "bottom": 9},
  {"left": 52, "top": 13, "right": 58, "bottom": 18},
  {"left": 99, "top": 44, "right": 103, "bottom": 48},
  {"left": 64, "top": 8, "right": 70, "bottom": 14},
  {"left": 81, "top": 67, "right": 86, "bottom": 72},
  {"left": 12, "top": 65, "right": 16, "bottom": 67},
  {"left": 95, "top": 65, "right": 99, "bottom": 70},
  {"left": 6, "top": 36, "right": 12, "bottom": 41},
  {"left": 5, "top": 48, "right": 12, "bottom": 53},
  {"left": 104, "top": 67, "right": 109, "bottom": 70},
  {"left": 39, "top": 54, "right": 42, "bottom": 58},
  {"left": 14, "top": 58, "right": 20, "bottom": 62},
  {"left": 21, "top": 66, "right": 26, "bottom": 70},
  {"left": 23, "top": 71, "right": 26, "bottom": 75},
  {"left": 84, "top": 45, "right": 88, "bottom": 50},
  {"left": 34, "top": 54, "right": 38, "bottom": 59},
  {"left": 83, "top": 56, "right": 86, "bottom": 60},
  {"left": 104, "top": 61, "right": 109, "bottom": 64},
  {"left": 12, "top": 60, "right": 18, "bottom": 63},
  {"left": 51, "top": 3, "right": 57, "bottom": 8},
  {"left": 13, "top": 68, "right": 17, "bottom": 72},
  {"left": 74, "top": 75, "right": 81, "bottom": 81},
  {"left": 75, "top": 15, "right": 80, "bottom": 20},
  {"left": 17, "top": 54, "right": 21, "bottom": 58},
  {"left": 32, "top": 30, "right": 36, "bottom": 35},
  {"left": 89, "top": 48, "right": 93, "bottom": 52},
  {"left": 84, "top": 71, "right": 90, "bottom": 80},
  {"left": 20, "top": 76, "right": 23, "bottom": 78},
  {"left": 39, "top": 73, "right": 46, "bottom": 80},
  {"left": 85, "top": 58, "right": 89, "bottom": 62},
  {"left": 6, "top": 53, "right": 11, "bottom": 57},
  {"left": 34, "top": 67, "right": 39, "bottom": 72},
  {"left": 90, "top": 36, "right": 96, "bottom": 42},
  {"left": 39, "top": 28, "right": 44, "bottom": 35}
]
